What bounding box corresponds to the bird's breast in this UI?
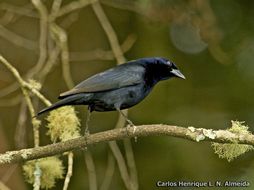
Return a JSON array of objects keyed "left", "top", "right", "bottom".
[{"left": 92, "top": 83, "right": 151, "bottom": 111}]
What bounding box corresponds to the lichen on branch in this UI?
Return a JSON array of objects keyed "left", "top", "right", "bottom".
[{"left": 0, "top": 124, "right": 254, "bottom": 165}]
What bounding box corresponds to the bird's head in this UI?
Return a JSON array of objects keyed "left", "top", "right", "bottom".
[{"left": 140, "top": 57, "right": 185, "bottom": 82}]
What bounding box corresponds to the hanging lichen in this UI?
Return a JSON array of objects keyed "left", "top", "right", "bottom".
[
  {"left": 212, "top": 121, "right": 253, "bottom": 162},
  {"left": 23, "top": 156, "right": 64, "bottom": 189},
  {"left": 46, "top": 106, "right": 81, "bottom": 142}
]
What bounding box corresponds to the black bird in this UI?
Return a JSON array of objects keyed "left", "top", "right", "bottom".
[{"left": 37, "top": 57, "right": 185, "bottom": 126}]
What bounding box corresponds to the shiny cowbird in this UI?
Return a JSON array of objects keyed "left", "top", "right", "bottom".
[{"left": 37, "top": 57, "right": 185, "bottom": 124}]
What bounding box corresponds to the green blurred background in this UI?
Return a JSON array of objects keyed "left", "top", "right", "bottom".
[{"left": 1, "top": 0, "right": 254, "bottom": 189}]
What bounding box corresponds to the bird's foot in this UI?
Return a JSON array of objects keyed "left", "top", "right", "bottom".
[
  {"left": 126, "top": 118, "right": 134, "bottom": 127},
  {"left": 126, "top": 123, "right": 138, "bottom": 142},
  {"left": 117, "top": 108, "right": 137, "bottom": 141}
]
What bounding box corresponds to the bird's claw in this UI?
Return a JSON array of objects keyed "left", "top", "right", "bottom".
[
  {"left": 126, "top": 118, "right": 134, "bottom": 127},
  {"left": 126, "top": 123, "right": 138, "bottom": 142},
  {"left": 132, "top": 125, "right": 137, "bottom": 133},
  {"left": 133, "top": 125, "right": 138, "bottom": 142}
]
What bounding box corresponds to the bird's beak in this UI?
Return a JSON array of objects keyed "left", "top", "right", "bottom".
[{"left": 170, "top": 69, "right": 186, "bottom": 79}]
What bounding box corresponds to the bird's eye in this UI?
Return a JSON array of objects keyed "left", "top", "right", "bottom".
[{"left": 166, "top": 61, "right": 172, "bottom": 66}]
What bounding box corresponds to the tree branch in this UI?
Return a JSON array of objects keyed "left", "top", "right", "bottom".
[{"left": 1, "top": 124, "right": 254, "bottom": 165}]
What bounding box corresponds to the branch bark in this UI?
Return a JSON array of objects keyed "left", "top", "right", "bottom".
[{"left": 1, "top": 124, "right": 254, "bottom": 165}]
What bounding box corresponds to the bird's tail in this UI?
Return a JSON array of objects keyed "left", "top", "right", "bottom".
[{"left": 37, "top": 94, "right": 90, "bottom": 116}]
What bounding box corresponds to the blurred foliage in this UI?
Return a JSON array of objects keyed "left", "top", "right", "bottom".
[{"left": 1, "top": 0, "right": 254, "bottom": 189}]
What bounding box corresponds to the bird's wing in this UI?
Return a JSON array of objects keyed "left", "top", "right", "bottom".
[{"left": 59, "top": 64, "right": 145, "bottom": 98}]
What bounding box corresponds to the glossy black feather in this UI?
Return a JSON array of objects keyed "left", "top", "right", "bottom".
[
  {"left": 37, "top": 57, "right": 185, "bottom": 115},
  {"left": 59, "top": 61, "right": 145, "bottom": 98}
]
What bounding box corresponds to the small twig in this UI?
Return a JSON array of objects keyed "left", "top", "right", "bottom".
[
  {"left": 24, "top": 83, "right": 51, "bottom": 106},
  {"left": 0, "top": 55, "right": 50, "bottom": 153},
  {"left": 60, "top": 11, "right": 81, "bottom": 29},
  {"left": 70, "top": 34, "right": 136, "bottom": 62},
  {"left": 1, "top": 165, "right": 17, "bottom": 183},
  {"left": 0, "top": 67, "right": 14, "bottom": 82},
  {"left": 0, "top": 95, "right": 22, "bottom": 107},
  {"left": 0, "top": 11, "right": 15, "bottom": 26},
  {"left": 0, "top": 3, "right": 36, "bottom": 26},
  {"left": 123, "top": 140, "right": 138, "bottom": 190},
  {"left": 0, "top": 25, "right": 37, "bottom": 50},
  {"left": 101, "top": 0, "right": 145, "bottom": 16},
  {"left": 109, "top": 112, "right": 132, "bottom": 188},
  {"left": 50, "top": 23, "right": 74, "bottom": 89},
  {"left": 30, "top": 0, "right": 48, "bottom": 78},
  {"left": 84, "top": 150, "right": 98, "bottom": 190},
  {"left": 0, "top": 3, "right": 38, "bottom": 18},
  {"left": 14, "top": 100, "right": 28, "bottom": 149},
  {"left": 0, "top": 83, "right": 19, "bottom": 99},
  {"left": 22, "top": 89, "right": 40, "bottom": 147},
  {"left": 0, "top": 71, "right": 54, "bottom": 102},
  {"left": 0, "top": 181, "right": 11, "bottom": 190},
  {"left": 51, "top": 0, "right": 63, "bottom": 19},
  {"left": 39, "top": 46, "right": 60, "bottom": 81},
  {"left": 109, "top": 141, "right": 132, "bottom": 190},
  {"left": 99, "top": 152, "right": 115, "bottom": 190},
  {"left": 55, "top": 0, "right": 97, "bottom": 19},
  {"left": 0, "top": 55, "right": 51, "bottom": 106},
  {"left": 63, "top": 152, "right": 74, "bottom": 190},
  {"left": 0, "top": 55, "right": 24, "bottom": 87},
  {"left": 0, "top": 1, "right": 52, "bottom": 102},
  {"left": 0, "top": 54, "right": 47, "bottom": 150},
  {"left": 0, "top": 57, "right": 35, "bottom": 110},
  {"left": 0, "top": 56, "right": 39, "bottom": 147},
  {"left": 92, "top": 1, "right": 125, "bottom": 63}
]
